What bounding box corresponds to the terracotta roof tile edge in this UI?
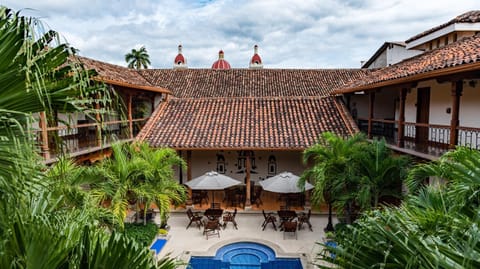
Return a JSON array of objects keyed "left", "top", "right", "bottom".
[
  {"left": 94, "top": 77, "right": 172, "bottom": 94},
  {"left": 162, "top": 147, "right": 306, "bottom": 151},
  {"left": 334, "top": 61, "right": 480, "bottom": 94},
  {"left": 333, "top": 98, "right": 359, "bottom": 135}
]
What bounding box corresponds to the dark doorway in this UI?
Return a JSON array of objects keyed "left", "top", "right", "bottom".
[{"left": 416, "top": 87, "right": 430, "bottom": 150}]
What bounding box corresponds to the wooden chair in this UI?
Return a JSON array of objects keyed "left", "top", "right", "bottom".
[
  {"left": 261, "top": 210, "right": 277, "bottom": 231},
  {"left": 186, "top": 208, "right": 203, "bottom": 229},
  {"left": 203, "top": 219, "right": 221, "bottom": 239},
  {"left": 283, "top": 220, "right": 298, "bottom": 239},
  {"left": 297, "top": 209, "right": 313, "bottom": 231},
  {"left": 222, "top": 208, "right": 238, "bottom": 229}
]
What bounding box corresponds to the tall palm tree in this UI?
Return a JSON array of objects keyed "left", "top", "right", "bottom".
[
  {"left": 300, "top": 132, "right": 366, "bottom": 229},
  {"left": 125, "top": 46, "right": 151, "bottom": 69}
]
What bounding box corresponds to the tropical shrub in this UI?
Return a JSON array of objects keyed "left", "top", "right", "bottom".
[
  {"left": 124, "top": 223, "right": 159, "bottom": 247},
  {"left": 318, "top": 147, "right": 480, "bottom": 268}
]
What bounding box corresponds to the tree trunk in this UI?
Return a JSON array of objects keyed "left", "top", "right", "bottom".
[{"left": 324, "top": 202, "right": 335, "bottom": 232}]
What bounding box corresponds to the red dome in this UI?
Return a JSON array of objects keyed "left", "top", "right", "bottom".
[
  {"left": 174, "top": 54, "right": 185, "bottom": 64},
  {"left": 212, "top": 50, "right": 231, "bottom": 70},
  {"left": 250, "top": 53, "right": 262, "bottom": 64}
]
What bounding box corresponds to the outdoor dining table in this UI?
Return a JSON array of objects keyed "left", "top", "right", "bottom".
[
  {"left": 204, "top": 208, "right": 224, "bottom": 221},
  {"left": 277, "top": 210, "right": 297, "bottom": 230}
]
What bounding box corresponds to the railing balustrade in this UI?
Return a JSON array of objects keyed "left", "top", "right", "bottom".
[
  {"left": 37, "top": 118, "right": 148, "bottom": 159},
  {"left": 357, "top": 118, "right": 480, "bottom": 156}
]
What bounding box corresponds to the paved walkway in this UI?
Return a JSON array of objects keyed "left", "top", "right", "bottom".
[{"left": 154, "top": 211, "right": 335, "bottom": 269}]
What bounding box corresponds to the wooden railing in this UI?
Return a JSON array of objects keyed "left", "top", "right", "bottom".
[
  {"left": 36, "top": 118, "right": 148, "bottom": 158},
  {"left": 357, "top": 118, "right": 480, "bottom": 156}
]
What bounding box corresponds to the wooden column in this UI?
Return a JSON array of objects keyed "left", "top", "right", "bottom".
[
  {"left": 449, "top": 80, "right": 463, "bottom": 149},
  {"left": 367, "top": 92, "right": 375, "bottom": 139},
  {"left": 39, "top": 112, "right": 50, "bottom": 160},
  {"left": 178, "top": 150, "right": 183, "bottom": 185},
  {"left": 397, "top": 88, "right": 407, "bottom": 148},
  {"left": 245, "top": 151, "right": 252, "bottom": 208},
  {"left": 186, "top": 150, "right": 192, "bottom": 201},
  {"left": 95, "top": 97, "right": 102, "bottom": 147},
  {"left": 128, "top": 94, "right": 133, "bottom": 139}
]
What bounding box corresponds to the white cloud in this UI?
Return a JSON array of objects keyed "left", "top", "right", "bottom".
[{"left": 1, "top": 0, "right": 479, "bottom": 68}]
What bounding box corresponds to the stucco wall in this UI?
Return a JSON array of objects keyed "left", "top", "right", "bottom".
[{"left": 176, "top": 150, "right": 305, "bottom": 184}]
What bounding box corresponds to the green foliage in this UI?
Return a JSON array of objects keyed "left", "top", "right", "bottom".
[
  {"left": 0, "top": 7, "right": 178, "bottom": 268},
  {"left": 301, "top": 133, "right": 409, "bottom": 224},
  {"left": 125, "top": 46, "right": 151, "bottom": 69},
  {"left": 124, "top": 223, "right": 158, "bottom": 247},
  {"left": 87, "top": 141, "right": 187, "bottom": 228},
  {"left": 319, "top": 147, "right": 480, "bottom": 268}
]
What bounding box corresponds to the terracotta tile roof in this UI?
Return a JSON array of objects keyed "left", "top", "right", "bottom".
[
  {"left": 73, "top": 56, "right": 170, "bottom": 94},
  {"left": 406, "top": 10, "right": 480, "bottom": 43},
  {"left": 335, "top": 34, "right": 480, "bottom": 94},
  {"left": 139, "top": 69, "right": 370, "bottom": 98},
  {"left": 137, "top": 97, "right": 355, "bottom": 150}
]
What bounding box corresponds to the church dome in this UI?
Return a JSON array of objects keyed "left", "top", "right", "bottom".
[
  {"left": 212, "top": 50, "right": 231, "bottom": 70},
  {"left": 249, "top": 45, "right": 263, "bottom": 69},
  {"left": 173, "top": 44, "right": 187, "bottom": 69}
]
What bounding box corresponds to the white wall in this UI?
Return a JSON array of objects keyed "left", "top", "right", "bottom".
[{"left": 388, "top": 45, "right": 422, "bottom": 65}]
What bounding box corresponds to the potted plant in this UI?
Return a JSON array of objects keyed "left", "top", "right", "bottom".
[
  {"left": 157, "top": 228, "right": 168, "bottom": 238},
  {"left": 325, "top": 231, "right": 335, "bottom": 242}
]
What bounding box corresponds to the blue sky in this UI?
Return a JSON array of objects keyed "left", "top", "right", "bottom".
[{"left": 1, "top": 0, "right": 479, "bottom": 69}]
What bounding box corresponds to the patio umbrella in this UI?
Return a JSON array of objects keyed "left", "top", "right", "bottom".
[
  {"left": 185, "top": 171, "right": 243, "bottom": 204},
  {"left": 259, "top": 172, "right": 314, "bottom": 193}
]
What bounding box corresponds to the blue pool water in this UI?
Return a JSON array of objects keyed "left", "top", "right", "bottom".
[
  {"left": 150, "top": 238, "right": 167, "bottom": 255},
  {"left": 189, "top": 242, "right": 303, "bottom": 269}
]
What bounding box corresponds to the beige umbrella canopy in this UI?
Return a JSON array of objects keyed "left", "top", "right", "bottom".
[
  {"left": 259, "top": 172, "right": 314, "bottom": 193},
  {"left": 185, "top": 171, "right": 243, "bottom": 204}
]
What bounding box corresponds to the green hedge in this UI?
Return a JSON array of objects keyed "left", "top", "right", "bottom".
[{"left": 123, "top": 223, "right": 158, "bottom": 247}]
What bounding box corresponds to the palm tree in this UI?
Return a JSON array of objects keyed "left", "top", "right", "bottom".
[
  {"left": 0, "top": 7, "right": 177, "bottom": 268},
  {"left": 300, "top": 132, "right": 366, "bottom": 230},
  {"left": 318, "top": 147, "right": 480, "bottom": 268},
  {"left": 133, "top": 142, "right": 187, "bottom": 226},
  {"left": 88, "top": 142, "right": 186, "bottom": 228},
  {"left": 355, "top": 138, "right": 410, "bottom": 210},
  {"left": 125, "top": 46, "right": 151, "bottom": 69}
]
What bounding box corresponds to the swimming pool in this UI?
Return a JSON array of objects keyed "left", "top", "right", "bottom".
[
  {"left": 150, "top": 238, "right": 167, "bottom": 255},
  {"left": 188, "top": 242, "right": 303, "bottom": 269}
]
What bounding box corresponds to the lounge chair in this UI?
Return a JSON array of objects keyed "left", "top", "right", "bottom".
[
  {"left": 186, "top": 208, "right": 203, "bottom": 229},
  {"left": 261, "top": 210, "right": 277, "bottom": 231},
  {"left": 203, "top": 219, "right": 221, "bottom": 239},
  {"left": 283, "top": 220, "right": 298, "bottom": 239}
]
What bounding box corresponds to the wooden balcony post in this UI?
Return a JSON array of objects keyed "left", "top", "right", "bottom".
[
  {"left": 245, "top": 151, "right": 252, "bottom": 208},
  {"left": 95, "top": 99, "right": 102, "bottom": 147},
  {"left": 39, "top": 112, "right": 50, "bottom": 160},
  {"left": 397, "top": 88, "right": 407, "bottom": 147},
  {"left": 186, "top": 150, "right": 192, "bottom": 201},
  {"left": 128, "top": 94, "right": 133, "bottom": 139},
  {"left": 367, "top": 92, "right": 375, "bottom": 139},
  {"left": 449, "top": 80, "right": 463, "bottom": 149}
]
